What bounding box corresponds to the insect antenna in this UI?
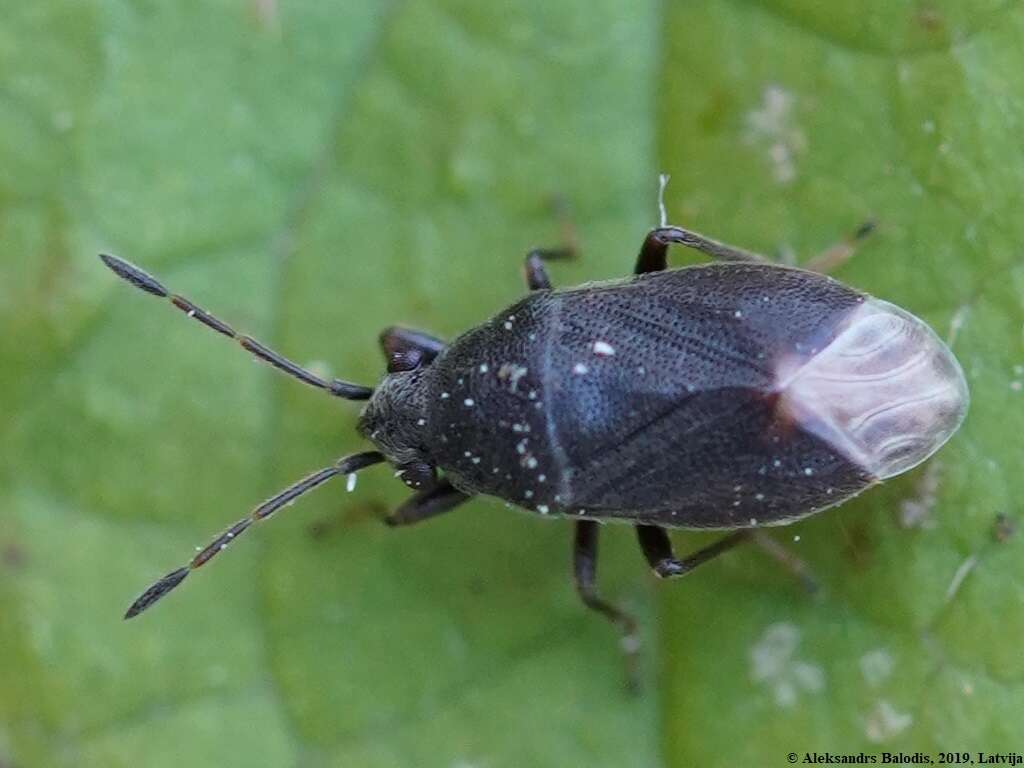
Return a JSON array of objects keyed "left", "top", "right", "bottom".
[
  {"left": 124, "top": 451, "right": 386, "bottom": 618},
  {"left": 99, "top": 253, "right": 374, "bottom": 400}
]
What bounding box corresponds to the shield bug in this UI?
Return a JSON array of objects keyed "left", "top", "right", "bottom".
[{"left": 103, "top": 208, "right": 968, "bottom": 669}]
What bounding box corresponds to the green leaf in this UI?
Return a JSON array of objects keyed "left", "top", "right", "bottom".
[{"left": 1, "top": 1, "right": 1020, "bottom": 766}]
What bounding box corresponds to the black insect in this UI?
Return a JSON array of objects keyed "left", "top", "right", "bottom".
[{"left": 103, "top": 216, "right": 968, "bottom": 670}]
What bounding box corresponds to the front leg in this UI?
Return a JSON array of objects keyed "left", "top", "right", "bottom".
[
  {"left": 379, "top": 326, "right": 447, "bottom": 371},
  {"left": 384, "top": 478, "right": 470, "bottom": 527}
]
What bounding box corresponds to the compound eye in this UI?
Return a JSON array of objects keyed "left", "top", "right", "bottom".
[
  {"left": 388, "top": 348, "right": 424, "bottom": 374},
  {"left": 398, "top": 461, "right": 436, "bottom": 490}
]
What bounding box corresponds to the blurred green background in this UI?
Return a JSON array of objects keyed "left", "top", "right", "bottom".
[{"left": 2, "top": 1, "right": 1023, "bottom": 766}]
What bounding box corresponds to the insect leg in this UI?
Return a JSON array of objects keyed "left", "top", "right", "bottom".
[
  {"left": 523, "top": 195, "right": 580, "bottom": 290},
  {"left": 123, "top": 451, "right": 386, "bottom": 619},
  {"left": 384, "top": 478, "right": 471, "bottom": 526},
  {"left": 524, "top": 247, "right": 575, "bottom": 290},
  {"left": 635, "top": 524, "right": 750, "bottom": 578},
  {"left": 99, "top": 254, "right": 373, "bottom": 400},
  {"left": 573, "top": 520, "right": 641, "bottom": 689},
  {"left": 379, "top": 326, "right": 447, "bottom": 364},
  {"left": 635, "top": 226, "right": 768, "bottom": 274},
  {"left": 750, "top": 530, "right": 820, "bottom": 593},
  {"left": 802, "top": 220, "right": 876, "bottom": 274}
]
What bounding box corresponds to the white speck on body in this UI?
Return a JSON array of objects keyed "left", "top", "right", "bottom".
[
  {"left": 479, "top": 363, "right": 489, "bottom": 373},
  {"left": 504, "top": 321, "right": 513, "bottom": 330},
  {"left": 526, "top": 456, "right": 538, "bottom": 469},
  {"left": 440, "top": 392, "right": 450, "bottom": 399},
  {"left": 803, "top": 467, "right": 814, "bottom": 476},
  {"left": 525, "top": 490, "right": 533, "bottom": 499},
  {"left": 346, "top": 474, "right": 357, "bottom": 492},
  {"left": 773, "top": 459, "right": 782, "bottom": 468},
  {"left": 537, "top": 505, "right": 549, "bottom": 514},
  {"left": 734, "top": 310, "right": 743, "bottom": 319},
  {"left": 463, "top": 398, "right": 475, "bottom": 407},
  {"left": 755, "top": 493, "right": 765, "bottom": 501},
  {"left": 187, "top": 309, "right": 196, "bottom": 318},
  {"left": 471, "top": 456, "right": 481, "bottom": 464},
  {"left": 573, "top": 362, "right": 589, "bottom": 375},
  {"left": 749, "top": 517, "right": 758, "bottom": 525},
  {"left": 498, "top": 363, "right": 528, "bottom": 392},
  {"left": 538, "top": 474, "right": 546, "bottom": 483},
  {"left": 417, "top": 418, "right": 426, "bottom": 426},
  {"left": 464, "top": 451, "right": 472, "bottom": 458},
  {"left": 750, "top": 622, "right": 825, "bottom": 708},
  {"left": 864, "top": 699, "right": 913, "bottom": 743},
  {"left": 592, "top": 340, "right": 616, "bottom": 357}
]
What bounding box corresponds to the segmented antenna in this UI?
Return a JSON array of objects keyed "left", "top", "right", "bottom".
[
  {"left": 99, "top": 253, "right": 374, "bottom": 400},
  {"left": 124, "top": 451, "right": 386, "bottom": 618}
]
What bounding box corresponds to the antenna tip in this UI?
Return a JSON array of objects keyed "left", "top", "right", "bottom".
[
  {"left": 124, "top": 567, "right": 189, "bottom": 619},
  {"left": 100, "top": 253, "right": 169, "bottom": 298}
]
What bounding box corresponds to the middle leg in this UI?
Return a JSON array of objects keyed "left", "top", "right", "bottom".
[
  {"left": 573, "top": 520, "right": 641, "bottom": 688},
  {"left": 523, "top": 196, "right": 581, "bottom": 290},
  {"left": 524, "top": 247, "right": 576, "bottom": 291}
]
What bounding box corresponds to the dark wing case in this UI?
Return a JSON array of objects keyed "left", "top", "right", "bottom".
[{"left": 545, "top": 263, "right": 875, "bottom": 528}]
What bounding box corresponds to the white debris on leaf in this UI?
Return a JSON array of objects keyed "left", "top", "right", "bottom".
[
  {"left": 749, "top": 622, "right": 825, "bottom": 708},
  {"left": 743, "top": 84, "right": 806, "bottom": 185},
  {"left": 859, "top": 649, "right": 894, "bottom": 687},
  {"left": 864, "top": 699, "right": 913, "bottom": 743}
]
